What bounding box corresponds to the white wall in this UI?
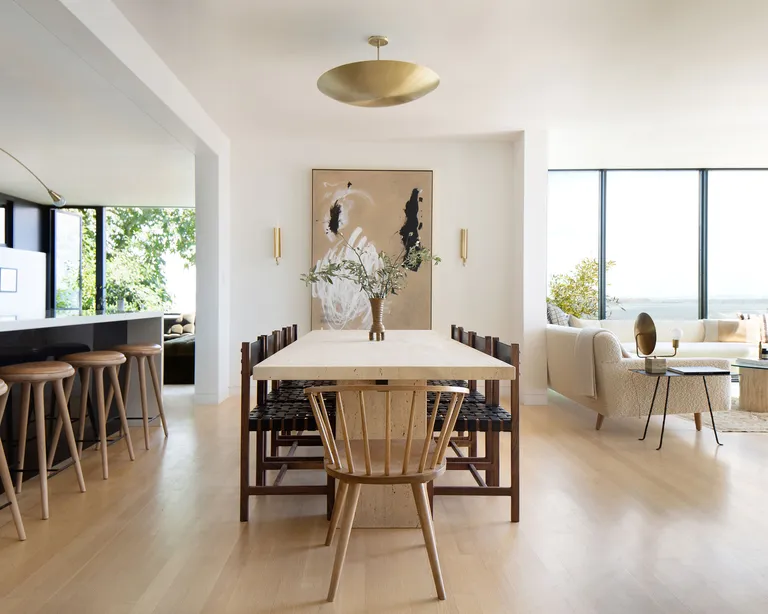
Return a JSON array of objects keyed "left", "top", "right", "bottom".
[
  {"left": 549, "top": 125, "right": 768, "bottom": 169},
  {"left": 0, "top": 247, "right": 46, "bottom": 317},
  {"left": 228, "top": 137, "right": 521, "bottom": 391}
]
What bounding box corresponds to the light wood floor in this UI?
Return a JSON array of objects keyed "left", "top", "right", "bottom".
[{"left": 1, "top": 387, "right": 767, "bottom": 613}]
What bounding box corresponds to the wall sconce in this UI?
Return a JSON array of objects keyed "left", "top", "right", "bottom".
[
  {"left": 460, "top": 228, "right": 468, "bottom": 266},
  {"left": 273, "top": 227, "right": 282, "bottom": 265}
]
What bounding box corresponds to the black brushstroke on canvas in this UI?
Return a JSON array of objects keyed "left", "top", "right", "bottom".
[
  {"left": 399, "top": 188, "right": 422, "bottom": 271},
  {"left": 326, "top": 182, "right": 353, "bottom": 236}
]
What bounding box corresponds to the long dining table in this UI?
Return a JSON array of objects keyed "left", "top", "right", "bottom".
[{"left": 252, "top": 329, "right": 516, "bottom": 528}]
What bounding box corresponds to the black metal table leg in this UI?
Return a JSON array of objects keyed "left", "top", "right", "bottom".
[
  {"left": 657, "top": 377, "right": 671, "bottom": 450},
  {"left": 702, "top": 376, "right": 723, "bottom": 446},
  {"left": 640, "top": 376, "right": 661, "bottom": 441}
]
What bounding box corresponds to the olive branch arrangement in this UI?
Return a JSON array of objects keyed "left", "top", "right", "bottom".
[{"left": 301, "top": 232, "right": 440, "bottom": 299}]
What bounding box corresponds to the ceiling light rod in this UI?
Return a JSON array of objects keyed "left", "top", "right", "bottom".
[
  {"left": 369, "top": 35, "right": 388, "bottom": 60},
  {"left": 0, "top": 146, "right": 66, "bottom": 207}
]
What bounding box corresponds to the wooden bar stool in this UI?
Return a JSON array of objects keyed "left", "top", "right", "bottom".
[
  {"left": 49, "top": 351, "right": 135, "bottom": 480},
  {"left": 111, "top": 344, "right": 167, "bottom": 450},
  {"left": 0, "top": 361, "right": 85, "bottom": 520},
  {"left": 0, "top": 379, "right": 26, "bottom": 540}
]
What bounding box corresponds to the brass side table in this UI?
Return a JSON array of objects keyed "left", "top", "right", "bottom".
[{"left": 631, "top": 368, "right": 730, "bottom": 450}]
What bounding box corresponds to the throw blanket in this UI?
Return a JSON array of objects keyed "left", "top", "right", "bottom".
[{"left": 574, "top": 327, "right": 605, "bottom": 398}]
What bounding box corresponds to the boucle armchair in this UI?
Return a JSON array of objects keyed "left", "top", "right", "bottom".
[{"left": 547, "top": 325, "right": 731, "bottom": 429}]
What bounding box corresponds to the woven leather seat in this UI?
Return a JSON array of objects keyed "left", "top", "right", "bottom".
[
  {"left": 249, "top": 383, "right": 336, "bottom": 432},
  {"left": 428, "top": 389, "right": 513, "bottom": 432}
]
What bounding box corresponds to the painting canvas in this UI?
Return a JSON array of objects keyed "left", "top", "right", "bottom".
[{"left": 311, "top": 169, "right": 433, "bottom": 331}]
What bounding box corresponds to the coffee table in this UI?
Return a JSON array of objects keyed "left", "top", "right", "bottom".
[
  {"left": 631, "top": 368, "right": 730, "bottom": 450},
  {"left": 734, "top": 359, "right": 768, "bottom": 412}
]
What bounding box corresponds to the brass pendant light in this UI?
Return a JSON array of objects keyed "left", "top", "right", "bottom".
[{"left": 317, "top": 36, "right": 440, "bottom": 107}]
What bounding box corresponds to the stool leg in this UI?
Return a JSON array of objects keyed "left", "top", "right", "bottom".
[
  {"left": 0, "top": 391, "right": 25, "bottom": 540},
  {"left": 147, "top": 356, "right": 168, "bottom": 438},
  {"left": 47, "top": 374, "right": 77, "bottom": 470},
  {"left": 77, "top": 368, "right": 91, "bottom": 458},
  {"left": 32, "top": 382, "right": 49, "bottom": 519},
  {"left": 108, "top": 366, "right": 135, "bottom": 461},
  {"left": 94, "top": 367, "right": 109, "bottom": 479},
  {"left": 53, "top": 379, "right": 86, "bottom": 493},
  {"left": 137, "top": 357, "right": 150, "bottom": 450},
  {"left": 15, "top": 383, "right": 31, "bottom": 494}
]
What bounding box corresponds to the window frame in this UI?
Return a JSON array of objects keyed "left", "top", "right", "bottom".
[{"left": 548, "top": 167, "right": 768, "bottom": 320}]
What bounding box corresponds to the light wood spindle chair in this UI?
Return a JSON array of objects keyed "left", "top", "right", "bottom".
[
  {"left": 0, "top": 379, "right": 26, "bottom": 540},
  {"left": 305, "top": 384, "right": 468, "bottom": 602}
]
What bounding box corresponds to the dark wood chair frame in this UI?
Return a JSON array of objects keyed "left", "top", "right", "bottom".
[
  {"left": 431, "top": 325, "right": 520, "bottom": 522},
  {"left": 240, "top": 324, "right": 335, "bottom": 522}
]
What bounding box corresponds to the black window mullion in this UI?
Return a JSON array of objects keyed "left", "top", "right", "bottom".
[
  {"left": 598, "top": 170, "right": 607, "bottom": 320},
  {"left": 95, "top": 207, "right": 106, "bottom": 311},
  {"left": 699, "top": 170, "right": 708, "bottom": 319}
]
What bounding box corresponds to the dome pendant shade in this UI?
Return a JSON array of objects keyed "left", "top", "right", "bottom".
[{"left": 317, "top": 37, "right": 439, "bottom": 107}]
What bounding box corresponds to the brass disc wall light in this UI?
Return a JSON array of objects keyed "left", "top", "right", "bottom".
[{"left": 317, "top": 36, "right": 440, "bottom": 107}]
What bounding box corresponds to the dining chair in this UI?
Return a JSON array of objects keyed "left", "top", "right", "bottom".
[
  {"left": 305, "top": 384, "right": 468, "bottom": 602},
  {"left": 430, "top": 328, "right": 521, "bottom": 522},
  {"left": 240, "top": 326, "right": 335, "bottom": 522}
]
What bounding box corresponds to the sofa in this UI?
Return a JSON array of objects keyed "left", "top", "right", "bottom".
[
  {"left": 163, "top": 313, "right": 195, "bottom": 384},
  {"left": 547, "top": 324, "right": 731, "bottom": 429},
  {"left": 569, "top": 317, "right": 761, "bottom": 363}
]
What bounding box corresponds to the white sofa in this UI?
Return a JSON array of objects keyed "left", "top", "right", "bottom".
[
  {"left": 569, "top": 317, "right": 761, "bottom": 363},
  {"left": 547, "top": 325, "right": 731, "bottom": 429}
]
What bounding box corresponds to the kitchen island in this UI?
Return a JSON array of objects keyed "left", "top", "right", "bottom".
[{"left": 0, "top": 311, "right": 164, "bottom": 489}]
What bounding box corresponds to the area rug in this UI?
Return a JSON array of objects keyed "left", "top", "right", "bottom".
[{"left": 677, "top": 398, "right": 768, "bottom": 433}]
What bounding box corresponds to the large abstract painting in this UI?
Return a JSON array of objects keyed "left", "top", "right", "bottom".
[{"left": 311, "top": 169, "right": 433, "bottom": 331}]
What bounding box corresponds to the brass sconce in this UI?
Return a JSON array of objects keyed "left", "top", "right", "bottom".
[
  {"left": 460, "top": 228, "right": 468, "bottom": 266},
  {"left": 0, "top": 147, "right": 66, "bottom": 207},
  {"left": 273, "top": 227, "right": 282, "bottom": 265}
]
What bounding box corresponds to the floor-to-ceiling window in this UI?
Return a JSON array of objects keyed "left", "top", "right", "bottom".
[
  {"left": 547, "top": 167, "right": 768, "bottom": 321},
  {"left": 547, "top": 171, "right": 601, "bottom": 318},
  {"left": 708, "top": 170, "right": 768, "bottom": 318},
  {"left": 605, "top": 171, "right": 699, "bottom": 320}
]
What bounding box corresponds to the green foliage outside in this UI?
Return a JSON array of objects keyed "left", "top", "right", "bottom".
[
  {"left": 56, "top": 208, "right": 195, "bottom": 312},
  {"left": 547, "top": 257, "right": 622, "bottom": 319}
]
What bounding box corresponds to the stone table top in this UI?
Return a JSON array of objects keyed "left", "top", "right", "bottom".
[{"left": 252, "top": 330, "right": 516, "bottom": 381}]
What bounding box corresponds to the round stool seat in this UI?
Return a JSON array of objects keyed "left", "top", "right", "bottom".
[
  {"left": 0, "top": 361, "right": 75, "bottom": 383},
  {"left": 113, "top": 343, "right": 162, "bottom": 357},
  {"left": 0, "top": 379, "right": 7, "bottom": 396},
  {"left": 62, "top": 350, "right": 126, "bottom": 368}
]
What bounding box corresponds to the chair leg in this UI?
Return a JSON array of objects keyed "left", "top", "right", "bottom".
[
  {"left": 0, "top": 391, "right": 25, "bottom": 540},
  {"left": 53, "top": 379, "right": 86, "bottom": 494},
  {"left": 15, "top": 383, "right": 31, "bottom": 493},
  {"left": 694, "top": 412, "right": 702, "bottom": 431},
  {"left": 255, "top": 429, "right": 265, "bottom": 486},
  {"left": 595, "top": 414, "right": 605, "bottom": 431},
  {"left": 147, "top": 356, "right": 168, "bottom": 438},
  {"left": 93, "top": 367, "right": 110, "bottom": 479},
  {"left": 32, "top": 383, "right": 49, "bottom": 519},
  {"left": 47, "top": 374, "right": 77, "bottom": 469},
  {"left": 325, "top": 480, "right": 348, "bottom": 546},
  {"left": 77, "top": 368, "right": 91, "bottom": 458},
  {"left": 327, "top": 482, "right": 361, "bottom": 602},
  {"left": 412, "top": 482, "right": 446, "bottom": 600},
  {"left": 137, "top": 356, "right": 150, "bottom": 450},
  {"left": 109, "top": 366, "right": 135, "bottom": 461},
  {"left": 488, "top": 430, "right": 500, "bottom": 487}
]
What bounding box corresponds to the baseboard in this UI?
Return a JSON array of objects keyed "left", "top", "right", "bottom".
[{"left": 522, "top": 390, "right": 548, "bottom": 406}]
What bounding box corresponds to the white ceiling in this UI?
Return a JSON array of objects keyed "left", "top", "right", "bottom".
[
  {"left": 114, "top": 0, "right": 768, "bottom": 140},
  {"left": 0, "top": 0, "right": 193, "bottom": 207}
]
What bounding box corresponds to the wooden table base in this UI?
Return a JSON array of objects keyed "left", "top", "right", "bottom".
[{"left": 739, "top": 368, "right": 768, "bottom": 412}]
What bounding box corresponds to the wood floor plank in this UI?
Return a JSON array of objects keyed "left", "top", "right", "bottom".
[{"left": 1, "top": 386, "right": 767, "bottom": 613}]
